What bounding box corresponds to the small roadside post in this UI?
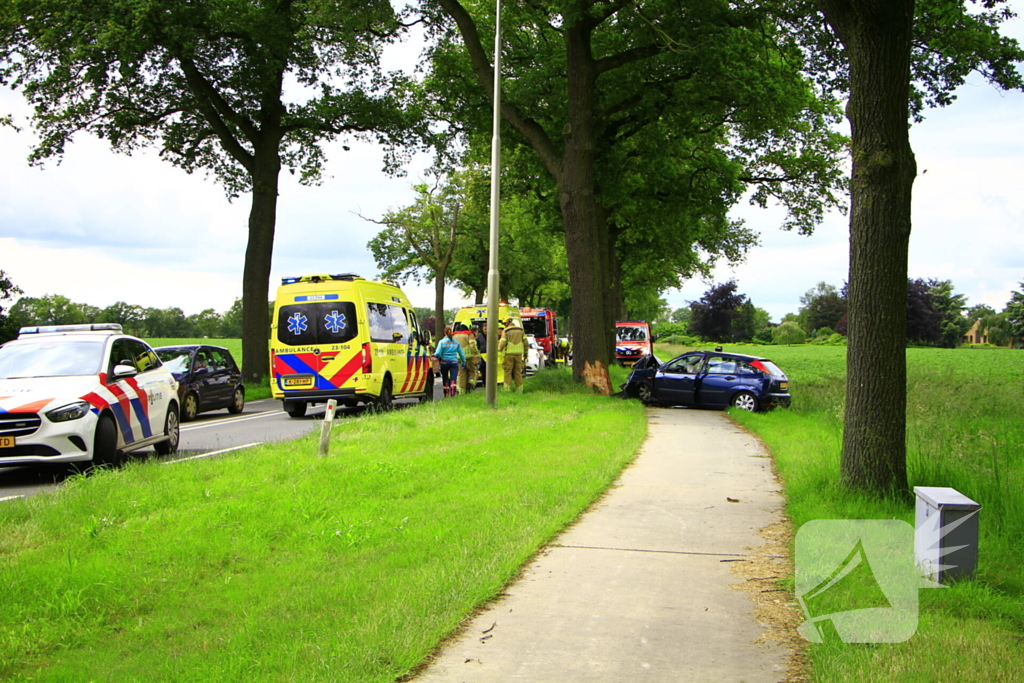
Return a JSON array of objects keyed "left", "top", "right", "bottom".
[{"left": 318, "top": 399, "right": 337, "bottom": 456}]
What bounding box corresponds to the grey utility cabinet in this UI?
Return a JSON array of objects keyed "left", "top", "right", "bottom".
[{"left": 914, "top": 486, "right": 981, "bottom": 584}]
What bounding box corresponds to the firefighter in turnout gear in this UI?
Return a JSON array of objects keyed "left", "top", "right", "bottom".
[
  {"left": 453, "top": 323, "right": 481, "bottom": 394},
  {"left": 498, "top": 318, "right": 527, "bottom": 392}
]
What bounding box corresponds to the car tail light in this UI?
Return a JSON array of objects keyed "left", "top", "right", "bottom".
[{"left": 361, "top": 342, "right": 372, "bottom": 374}]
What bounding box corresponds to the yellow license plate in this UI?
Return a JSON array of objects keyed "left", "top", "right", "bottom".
[
  {"left": 0, "top": 436, "right": 15, "bottom": 448},
  {"left": 283, "top": 376, "right": 315, "bottom": 388}
]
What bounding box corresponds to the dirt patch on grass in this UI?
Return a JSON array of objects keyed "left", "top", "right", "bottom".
[{"left": 729, "top": 509, "right": 810, "bottom": 682}]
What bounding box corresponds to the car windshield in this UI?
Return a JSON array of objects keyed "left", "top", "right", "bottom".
[
  {"left": 617, "top": 326, "right": 647, "bottom": 342},
  {"left": 0, "top": 339, "right": 105, "bottom": 378},
  {"left": 156, "top": 348, "right": 193, "bottom": 375}
]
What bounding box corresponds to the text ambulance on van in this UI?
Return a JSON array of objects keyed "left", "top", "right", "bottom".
[{"left": 270, "top": 274, "right": 433, "bottom": 417}]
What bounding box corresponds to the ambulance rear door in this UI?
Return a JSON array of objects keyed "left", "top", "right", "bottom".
[{"left": 273, "top": 298, "right": 361, "bottom": 394}]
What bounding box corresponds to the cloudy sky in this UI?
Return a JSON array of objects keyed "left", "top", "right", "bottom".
[{"left": 2, "top": 9, "right": 1022, "bottom": 324}]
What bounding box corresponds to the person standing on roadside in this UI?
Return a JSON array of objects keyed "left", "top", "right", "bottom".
[
  {"left": 434, "top": 326, "right": 465, "bottom": 397},
  {"left": 498, "top": 318, "right": 527, "bottom": 392},
  {"left": 475, "top": 323, "right": 488, "bottom": 385},
  {"left": 452, "top": 323, "right": 481, "bottom": 394}
]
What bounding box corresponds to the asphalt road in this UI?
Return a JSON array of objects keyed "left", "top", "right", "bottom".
[{"left": 0, "top": 382, "right": 440, "bottom": 503}]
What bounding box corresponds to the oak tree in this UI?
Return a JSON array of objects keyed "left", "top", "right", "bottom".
[
  {"left": 1, "top": 0, "right": 420, "bottom": 382},
  {"left": 425, "top": 0, "right": 847, "bottom": 390},
  {"left": 813, "top": 0, "right": 1022, "bottom": 492}
]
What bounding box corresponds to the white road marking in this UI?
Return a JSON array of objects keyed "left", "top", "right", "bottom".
[
  {"left": 0, "top": 494, "right": 26, "bottom": 503},
  {"left": 163, "top": 442, "right": 263, "bottom": 464},
  {"left": 180, "top": 410, "right": 281, "bottom": 432}
]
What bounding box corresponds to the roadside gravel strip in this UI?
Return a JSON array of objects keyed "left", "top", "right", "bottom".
[{"left": 416, "top": 407, "right": 794, "bottom": 683}]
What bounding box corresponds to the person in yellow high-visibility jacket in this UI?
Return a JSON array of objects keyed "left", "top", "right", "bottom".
[
  {"left": 453, "top": 323, "right": 481, "bottom": 394},
  {"left": 498, "top": 318, "right": 527, "bottom": 392}
]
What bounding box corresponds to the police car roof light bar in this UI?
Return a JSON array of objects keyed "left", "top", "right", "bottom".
[{"left": 19, "top": 323, "right": 123, "bottom": 336}]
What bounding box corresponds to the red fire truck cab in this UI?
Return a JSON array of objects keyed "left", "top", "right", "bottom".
[
  {"left": 520, "top": 307, "right": 559, "bottom": 366},
  {"left": 615, "top": 320, "right": 652, "bottom": 366}
]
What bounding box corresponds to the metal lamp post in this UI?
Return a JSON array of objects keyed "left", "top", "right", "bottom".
[{"left": 485, "top": 0, "right": 502, "bottom": 407}]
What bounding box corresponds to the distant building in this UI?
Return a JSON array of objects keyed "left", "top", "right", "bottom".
[
  {"left": 963, "top": 319, "right": 988, "bottom": 345},
  {"left": 962, "top": 319, "right": 1015, "bottom": 347}
]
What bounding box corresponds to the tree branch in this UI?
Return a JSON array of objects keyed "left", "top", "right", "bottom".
[
  {"left": 176, "top": 55, "right": 258, "bottom": 171},
  {"left": 435, "top": 0, "right": 564, "bottom": 182},
  {"left": 594, "top": 43, "right": 661, "bottom": 76}
]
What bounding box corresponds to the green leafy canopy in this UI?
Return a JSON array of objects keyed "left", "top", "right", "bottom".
[{"left": 0, "top": 0, "right": 424, "bottom": 196}]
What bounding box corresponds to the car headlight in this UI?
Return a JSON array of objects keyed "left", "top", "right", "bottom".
[{"left": 46, "top": 400, "right": 91, "bottom": 423}]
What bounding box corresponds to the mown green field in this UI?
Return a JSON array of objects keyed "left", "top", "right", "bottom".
[{"left": 657, "top": 343, "right": 1024, "bottom": 682}]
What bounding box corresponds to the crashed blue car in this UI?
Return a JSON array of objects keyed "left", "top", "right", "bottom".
[{"left": 622, "top": 350, "right": 791, "bottom": 412}]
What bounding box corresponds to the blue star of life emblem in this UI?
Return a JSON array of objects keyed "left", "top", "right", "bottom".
[
  {"left": 287, "top": 312, "right": 308, "bottom": 335},
  {"left": 324, "top": 310, "right": 347, "bottom": 334}
]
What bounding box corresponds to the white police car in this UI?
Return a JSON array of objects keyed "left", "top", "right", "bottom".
[{"left": 0, "top": 324, "right": 180, "bottom": 467}]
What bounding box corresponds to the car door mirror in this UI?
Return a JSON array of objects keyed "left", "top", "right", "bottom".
[{"left": 112, "top": 363, "right": 138, "bottom": 379}]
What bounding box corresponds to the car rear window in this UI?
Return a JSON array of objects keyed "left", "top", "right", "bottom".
[
  {"left": 277, "top": 302, "right": 358, "bottom": 346},
  {"left": 752, "top": 360, "right": 785, "bottom": 377}
]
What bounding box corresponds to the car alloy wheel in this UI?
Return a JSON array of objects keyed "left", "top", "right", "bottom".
[
  {"left": 731, "top": 391, "right": 759, "bottom": 412},
  {"left": 228, "top": 387, "right": 245, "bottom": 414},
  {"left": 182, "top": 392, "right": 199, "bottom": 421},
  {"left": 637, "top": 382, "right": 657, "bottom": 405},
  {"left": 155, "top": 405, "right": 180, "bottom": 455}
]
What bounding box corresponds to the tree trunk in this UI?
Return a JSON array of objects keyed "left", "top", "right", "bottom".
[
  {"left": 241, "top": 141, "right": 282, "bottom": 385},
  {"left": 560, "top": 20, "right": 612, "bottom": 392},
  {"left": 434, "top": 268, "right": 446, "bottom": 341},
  {"left": 820, "top": 0, "right": 916, "bottom": 494}
]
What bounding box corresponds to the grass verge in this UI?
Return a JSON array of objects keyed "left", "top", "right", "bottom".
[
  {"left": 710, "top": 344, "right": 1024, "bottom": 682},
  {"left": 1, "top": 381, "right": 645, "bottom": 682}
]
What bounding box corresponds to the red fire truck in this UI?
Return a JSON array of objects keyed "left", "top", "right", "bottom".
[
  {"left": 615, "top": 320, "right": 652, "bottom": 366},
  {"left": 520, "top": 307, "right": 559, "bottom": 366}
]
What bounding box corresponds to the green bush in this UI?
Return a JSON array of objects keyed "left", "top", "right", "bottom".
[
  {"left": 657, "top": 334, "right": 700, "bottom": 346},
  {"left": 772, "top": 321, "right": 806, "bottom": 345},
  {"left": 651, "top": 322, "right": 689, "bottom": 339}
]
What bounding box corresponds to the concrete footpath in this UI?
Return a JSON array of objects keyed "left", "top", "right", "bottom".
[{"left": 415, "top": 407, "right": 791, "bottom": 683}]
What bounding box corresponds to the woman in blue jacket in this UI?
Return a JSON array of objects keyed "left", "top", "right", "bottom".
[{"left": 434, "top": 326, "right": 466, "bottom": 397}]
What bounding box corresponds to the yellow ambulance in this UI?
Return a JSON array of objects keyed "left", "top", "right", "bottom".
[
  {"left": 451, "top": 304, "right": 522, "bottom": 385},
  {"left": 270, "top": 274, "right": 433, "bottom": 417}
]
